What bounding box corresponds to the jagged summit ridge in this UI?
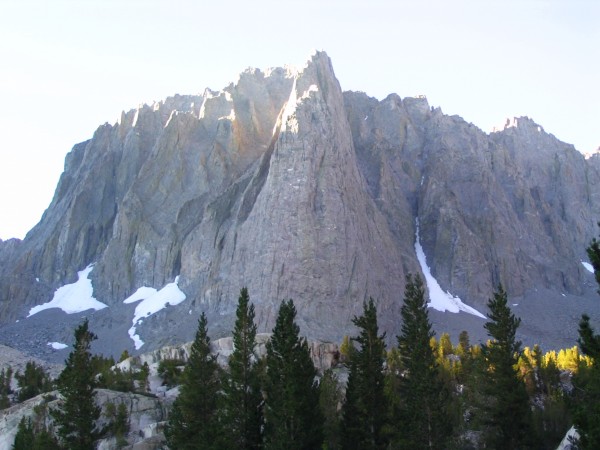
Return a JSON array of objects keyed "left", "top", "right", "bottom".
[
  {"left": 0, "top": 51, "right": 599, "bottom": 360},
  {"left": 492, "top": 116, "right": 545, "bottom": 133}
]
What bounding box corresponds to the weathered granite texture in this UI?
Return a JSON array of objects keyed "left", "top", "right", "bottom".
[{"left": 0, "top": 51, "right": 599, "bottom": 358}]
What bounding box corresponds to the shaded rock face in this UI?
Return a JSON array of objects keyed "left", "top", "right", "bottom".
[
  {"left": 124, "top": 335, "right": 340, "bottom": 374},
  {"left": 0, "top": 390, "right": 168, "bottom": 450},
  {"left": 0, "top": 51, "right": 599, "bottom": 358},
  {"left": 0, "top": 336, "right": 340, "bottom": 449},
  {"left": 347, "top": 98, "right": 600, "bottom": 302}
]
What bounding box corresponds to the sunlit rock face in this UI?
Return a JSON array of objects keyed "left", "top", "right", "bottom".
[{"left": 0, "top": 51, "right": 599, "bottom": 359}]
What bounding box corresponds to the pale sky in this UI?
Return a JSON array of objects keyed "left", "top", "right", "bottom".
[{"left": 0, "top": 0, "right": 598, "bottom": 240}]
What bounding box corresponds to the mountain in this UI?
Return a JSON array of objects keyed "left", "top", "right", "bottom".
[{"left": 0, "top": 51, "right": 598, "bottom": 361}]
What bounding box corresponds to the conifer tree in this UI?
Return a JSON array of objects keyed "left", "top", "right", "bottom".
[
  {"left": 320, "top": 368, "right": 343, "bottom": 450},
  {"left": 263, "top": 299, "right": 322, "bottom": 449},
  {"left": 52, "top": 319, "right": 102, "bottom": 450},
  {"left": 572, "top": 316, "right": 600, "bottom": 447},
  {"left": 104, "top": 401, "right": 130, "bottom": 448},
  {"left": 479, "top": 285, "right": 532, "bottom": 450},
  {"left": 12, "top": 417, "right": 34, "bottom": 450},
  {"left": 571, "top": 226, "right": 600, "bottom": 448},
  {"left": 220, "top": 288, "right": 263, "bottom": 449},
  {"left": 16, "top": 361, "right": 53, "bottom": 402},
  {"left": 0, "top": 366, "right": 13, "bottom": 409},
  {"left": 340, "top": 298, "right": 387, "bottom": 449},
  {"left": 529, "top": 344, "right": 571, "bottom": 450},
  {"left": 15, "top": 399, "right": 61, "bottom": 449},
  {"left": 165, "top": 312, "right": 221, "bottom": 449},
  {"left": 393, "top": 273, "right": 450, "bottom": 449},
  {"left": 572, "top": 345, "right": 600, "bottom": 448},
  {"left": 31, "top": 429, "right": 61, "bottom": 450},
  {"left": 458, "top": 330, "right": 471, "bottom": 354},
  {"left": 586, "top": 224, "right": 600, "bottom": 293}
]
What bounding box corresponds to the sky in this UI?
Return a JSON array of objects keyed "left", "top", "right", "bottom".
[{"left": 0, "top": 0, "right": 598, "bottom": 240}]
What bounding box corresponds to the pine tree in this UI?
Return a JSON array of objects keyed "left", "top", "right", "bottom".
[
  {"left": 479, "top": 285, "right": 532, "bottom": 450},
  {"left": 12, "top": 417, "right": 35, "bottom": 450},
  {"left": 572, "top": 313, "right": 600, "bottom": 448},
  {"left": 30, "top": 428, "right": 61, "bottom": 450},
  {"left": 16, "top": 361, "right": 53, "bottom": 402},
  {"left": 574, "top": 225, "right": 600, "bottom": 448},
  {"left": 458, "top": 330, "right": 471, "bottom": 354},
  {"left": 586, "top": 223, "right": 600, "bottom": 294},
  {"left": 165, "top": 312, "right": 221, "bottom": 449},
  {"left": 263, "top": 299, "right": 322, "bottom": 449},
  {"left": 137, "top": 362, "right": 150, "bottom": 392},
  {"left": 531, "top": 345, "right": 571, "bottom": 450},
  {"left": 340, "top": 298, "right": 387, "bottom": 449},
  {"left": 393, "top": 273, "right": 451, "bottom": 449},
  {"left": 220, "top": 288, "right": 263, "bottom": 449},
  {"left": 577, "top": 314, "right": 600, "bottom": 358},
  {"left": 17, "top": 399, "right": 62, "bottom": 449},
  {"left": 320, "top": 369, "right": 343, "bottom": 450},
  {"left": 0, "top": 366, "right": 13, "bottom": 409},
  {"left": 104, "top": 401, "right": 130, "bottom": 448},
  {"left": 52, "top": 319, "right": 102, "bottom": 450}
]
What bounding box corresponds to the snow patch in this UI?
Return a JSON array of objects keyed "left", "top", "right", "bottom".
[
  {"left": 582, "top": 261, "right": 594, "bottom": 273},
  {"left": 132, "top": 108, "right": 140, "bottom": 127},
  {"left": 414, "top": 221, "right": 486, "bottom": 319},
  {"left": 124, "top": 286, "right": 158, "bottom": 304},
  {"left": 48, "top": 342, "right": 68, "bottom": 350},
  {"left": 164, "top": 110, "right": 177, "bottom": 128},
  {"left": 126, "top": 277, "right": 186, "bottom": 350},
  {"left": 27, "top": 264, "right": 107, "bottom": 317}
]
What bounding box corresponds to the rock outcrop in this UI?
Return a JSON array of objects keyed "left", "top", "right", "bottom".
[
  {"left": 0, "top": 389, "right": 168, "bottom": 450},
  {"left": 0, "top": 334, "right": 342, "bottom": 449},
  {"left": 0, "top": 51, "right": 599, "bottom": 359},
  {"left": 119, "top": 334, "right": 340, "bottom": 374}
]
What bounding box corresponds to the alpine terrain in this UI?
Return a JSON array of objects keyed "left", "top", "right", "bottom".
[{"left": 0, "top": 51, "right": 598, "bottom": 361}]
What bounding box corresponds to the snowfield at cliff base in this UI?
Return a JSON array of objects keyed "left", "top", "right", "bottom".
[
  {"left": 414, "top": 222, "right": 486, "bottom": 319},
  {"left": 124, "top": 278, "right": 187, "bottom": 350},
  {"left": 23, "top": 256, "right": 597, "bottom": 349},
  {"left": 27, "top": 264, "right": 107, "bottom": 317},
  {"left": 26, "top": 264, "right": 186, "bottom": 350}
]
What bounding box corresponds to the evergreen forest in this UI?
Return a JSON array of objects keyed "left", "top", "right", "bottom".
[{"left": 5, "top": 235, "right": 600, "bottom": 449}]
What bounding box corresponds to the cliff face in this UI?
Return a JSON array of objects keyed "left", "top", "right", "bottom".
[
  {"left": 348, "top": 98, "right": 599, "bottom": 301},
  {"left": 0, "top": 51, "right": 598, "bottom": 357}
]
